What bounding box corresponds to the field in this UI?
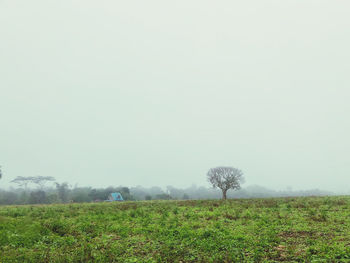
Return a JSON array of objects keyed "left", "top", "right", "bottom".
[{"left": 1, "top": 197, "right": 350, "bottom": 262}]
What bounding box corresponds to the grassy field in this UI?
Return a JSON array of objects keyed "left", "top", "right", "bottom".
[{"left": 1, "top": 197, "right": 350, "bottom": 262}]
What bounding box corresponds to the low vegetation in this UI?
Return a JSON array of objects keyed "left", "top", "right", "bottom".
[{"left": 1, "top": 196, "right": 350, "bottom": 262}]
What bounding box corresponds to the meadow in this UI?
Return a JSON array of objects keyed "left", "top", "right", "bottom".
[{"left": 1, "top": 196, "right": 350, "bottom": 262}]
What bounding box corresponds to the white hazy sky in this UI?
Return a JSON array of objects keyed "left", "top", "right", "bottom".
[{"left": 0, "top": 0, "right": 349, "bottom": 191}]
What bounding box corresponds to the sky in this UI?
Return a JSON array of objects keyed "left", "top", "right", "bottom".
[{"left": 0, "top": 0, "right": 349, "bottom": 192}]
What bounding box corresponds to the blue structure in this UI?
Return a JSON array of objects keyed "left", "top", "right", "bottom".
[{"left": 107, "top": 192, "right": 124, "bottom": 201}]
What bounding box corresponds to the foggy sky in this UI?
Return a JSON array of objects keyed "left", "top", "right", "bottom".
[{"left": 1, "top": 0, "right": 349, "bottom": 191}]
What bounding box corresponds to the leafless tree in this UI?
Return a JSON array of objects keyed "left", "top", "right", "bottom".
[{"left": 207, "top": 166, "right": 244, "bottom": 200}]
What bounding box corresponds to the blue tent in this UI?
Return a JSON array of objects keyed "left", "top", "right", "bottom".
[{"left": 108, "top": 192, "right": 124, "bottom": 201}]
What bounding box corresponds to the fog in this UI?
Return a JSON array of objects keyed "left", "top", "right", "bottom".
[{"left": 1, "top": 0, "right": 349, "bottom": 192}]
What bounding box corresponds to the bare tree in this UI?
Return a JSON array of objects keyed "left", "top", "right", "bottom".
[
  {"left": 207, "top": 166, "right": 244, "bottom": 200},
  {"left": 31, "top": 176, "right": 56, "bottom": 189}
]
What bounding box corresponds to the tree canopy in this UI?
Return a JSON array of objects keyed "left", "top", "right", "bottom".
[{"left": 207, "top": 166, "right": 244, "bottom": 200}]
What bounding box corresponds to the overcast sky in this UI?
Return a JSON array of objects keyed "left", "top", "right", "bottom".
[{"left": 0, "top": 0, "right": 349, "bottom": 191}]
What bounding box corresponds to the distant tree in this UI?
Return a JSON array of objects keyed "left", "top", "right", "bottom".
[
  {"left": 88, "top": 189, "right": 99, "bottom": 201},
  {"left": 182, "top": 193, "right": 190, "bottom": 200},
  {"left": 145, "top": 195, "right": 152, "bottom": 200},
  {"left": 70, "top": 188, "right": 92, "bottom": 203},
  {"left": 11, "top": 176, "right": 34, "bottom": 190},
  {"left": 207, "top": 167, "right": 244, "bottom": 200},
  {"left": 0, "top": 166, "right": 2, "bottom": 180},
  {"left": 55, "top": 182, "right": 70, "bottom": 203},
  {"left": 31, "top": 176, "right": 56, "bottom": 189},
  {"left": 0, "top": 190, "right": 18, "bottom": 205},
  {"left": 121, "top": 187, "right": 130, "bottom": 194},
  {"left": 29, "top": 190, "right": 47, "bottom": 204},
  {"left": 166, "top": 185, "right": 184, "bottom": 199},
  {"left": 155, "top": 193, "right": 172, "bottom": 200},
  {"left": 47, "top": 193, "right": 60, "bottom": 204}
]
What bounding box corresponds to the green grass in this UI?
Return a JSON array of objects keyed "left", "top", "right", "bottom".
[{"left": 1, "top": 196, "right": 350, "bottom": 262}]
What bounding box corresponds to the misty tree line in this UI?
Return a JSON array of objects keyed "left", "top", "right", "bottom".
[
  {"left": 0, "top": 166, "right": 248, "bottom": 203},
  {"left": 0, "top": 183, "right": 334, "bottom": 206},
  {"left": 0, "top": 167, "right": 335, "bottom": 205},
  {"left": 0, "top": 185, "right": 134, "bottom": 206}
]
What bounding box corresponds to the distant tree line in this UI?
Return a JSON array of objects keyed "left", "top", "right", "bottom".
[
  {"left": 129, "top": 185, "right": 334, "bottom": 201},
  {"left": 0, "top": 185, "right": 135, "bottom": 206},
  {"left": 0, "top": 173, "right": 335, "bottom": 205}
]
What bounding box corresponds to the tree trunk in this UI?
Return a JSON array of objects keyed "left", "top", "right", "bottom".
[{"left": 222, "top": 189, "right": 227, "bottom": 200}]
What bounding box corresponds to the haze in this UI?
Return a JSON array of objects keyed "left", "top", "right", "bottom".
[{"left": 1, "top": 0, "right": 349, "bottom": 192}]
